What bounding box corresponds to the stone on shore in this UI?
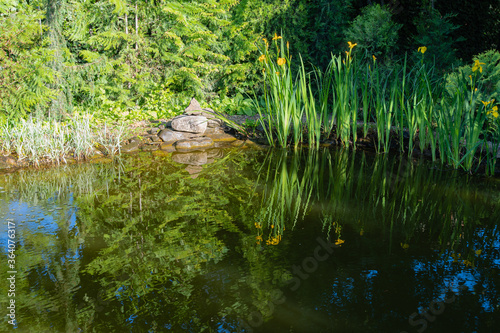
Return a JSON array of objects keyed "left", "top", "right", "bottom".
[
  {"left": 121, "top": 140, "right": 140, "bottom": 153},
  {"left": 171, "top": 115, "right": 208, "bottom": 134},
  {"left": 174, "top": 137, "right": 214, "bottom": 151},
  {"left": 158, "top": 128, "right": 200, "bottom": 143}
]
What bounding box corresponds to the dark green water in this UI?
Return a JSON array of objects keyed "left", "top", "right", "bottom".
[{"left": 1, "top": 148, "right": 499, "bottom": 333}]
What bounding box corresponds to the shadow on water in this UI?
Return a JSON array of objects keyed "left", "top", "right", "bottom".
[{"left": 0, "top": 148, "right": 499, "bottom": 332}]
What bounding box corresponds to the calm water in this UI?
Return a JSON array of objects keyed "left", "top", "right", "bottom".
[{"left": 1, "top": 147, "right": 499, "bottom": 333}]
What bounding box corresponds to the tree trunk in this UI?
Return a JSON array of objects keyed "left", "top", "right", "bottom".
[
  {"left": 135, "top": 1, "right": 138, "bottom": 50},
  {"left": 125, "top": 13, "right": 129, "bottom": 34}
]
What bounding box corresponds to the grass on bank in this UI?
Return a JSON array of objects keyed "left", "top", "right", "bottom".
[{"left": 0, "top": 114, "right": 125, "bottom": 166}]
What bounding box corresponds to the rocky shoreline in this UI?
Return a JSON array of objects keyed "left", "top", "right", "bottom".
[{"left": 0, "top": 98, "right": 260, "bottom": 172}]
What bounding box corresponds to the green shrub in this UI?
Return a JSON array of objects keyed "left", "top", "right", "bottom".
[
  {"left": 0, "top": 3, "right": 56, "bottom": 123},
  {"left": 445, "top": 50, "right": 500, "bottom": 108},
  {"left": 141, "top": 84, "right": 190, "bottom": 120},
  {"left": 210, "top": 93, "right": 256, "bottom": 116},
  {"left": 345, "top": 4, "right": 402, "bottom": 63},
  {"left": 412, "top": 9, "right": 462, "bottom": 72}
]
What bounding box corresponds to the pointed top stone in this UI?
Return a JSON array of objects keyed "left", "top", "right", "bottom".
[{"left": 184, "top": 98, "right": 203, "bottom": 113}]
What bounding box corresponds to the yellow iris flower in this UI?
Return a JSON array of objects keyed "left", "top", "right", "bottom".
[
  {"left": 418, "top": 46, "right": 427, "bottom": 54},
  {"left": 472, "top": 59, "right": 485, "bottom": 73},
  {"left": 347, "top": 41, "right": 357, "bottom": 49},
  {"left": 258, "top": 54, "right": 266, "bottom": 62},
  {"left": 372, "top": 55, "right": 376, "bottom": 62},
  {"left": 277, "top": 57, "right": 286, "bottom": 66},
  {"left": 488, "top": 106, "right": 499, "bottom": 118},
  {"left": 272, "top": 33, "right": 282, "bottom": 41}
]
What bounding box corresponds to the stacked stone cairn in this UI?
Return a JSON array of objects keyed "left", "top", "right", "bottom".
[
  {"left": 122, "top": 98, "right": 237, "bottom": 154},
  {"left": 159, "top": 97, "right": 226, "bottom": 151}
]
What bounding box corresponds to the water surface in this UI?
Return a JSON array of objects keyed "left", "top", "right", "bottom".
[{"left": 1, "top": 148, "right": 499, "bottom": 332}]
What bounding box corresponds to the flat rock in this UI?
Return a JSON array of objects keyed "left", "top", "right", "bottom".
[
  {"left": 159, "top": 142, "right": 176, "bottom": 152},
  {"left": 121, "top": 140, "right": 140, "bottom": 153},
  {"left": 174, "top": 137, "right": 214, "bottom": 151},
  {"left": 172, "top": 151, "right": 208, "bottom": 166},
  {"left": 171, "top": 115, "right": 208, "bottom": 134},
  {"left": 158, "top": 128, "right": 200, "bottom": 143},
  {"left": 141, "top": 144, "right": 159, "bottom": 151},
  {"left": 204, "top": 127, "right": 225, "bottom": 136},
  {"left": 209, "top": 133, "right": 238, "bottom": 142},
  {"left": 129, "top": 136, "right": 143, "bottom": 145}
]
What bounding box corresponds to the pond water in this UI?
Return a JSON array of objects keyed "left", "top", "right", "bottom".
[{"left": 1, "top": 147, "right": 499, "bottom": 333}]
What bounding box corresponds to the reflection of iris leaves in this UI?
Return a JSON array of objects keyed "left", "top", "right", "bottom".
[
  {"left": 256, "top": 149, "right": 320, "bottom": 237},
  {"left": 255, "top": 148, "right": 499, "bottom": 259}
]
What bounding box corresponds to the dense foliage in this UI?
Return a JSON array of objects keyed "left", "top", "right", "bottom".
[{"left": 1, "top": 0, "right": 498, "bottom": 123}]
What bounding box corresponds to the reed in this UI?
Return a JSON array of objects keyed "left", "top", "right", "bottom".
[
  {"left": 252, "top": 35, "right": 499, "bottom": 174},
  {"left": 0, "top": 114, "right": 126, "bottom": 165},
  {"left": 328, "top": 46, "right": 359, "bottom": 146},
  {"left": 256, "top": 35, "right": 303, "bottom": 148}
]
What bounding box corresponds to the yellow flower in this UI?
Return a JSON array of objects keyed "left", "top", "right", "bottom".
[
  {"left": 256, "top": 235, "right": 262, "bottom": 242},
  {"left": 272, "top": 33, "right": 282, "bottom": 41},
  {"left": 463, "top": 260, "right": 473, "bottom": 267},
  {"left": 418, "top": 46, "right": 427, "bottom": 54},
  {"left": 347, "top": 41, "right": 357, "bottom": 49},
  {"left": 335, "top": 239, "right": 345, "bottom": 246},
  {"left": 488, "top": 107, "right": 499, "bottom": 118},
  {"left": 287, "top": 41, "right": 289, "bottom": 49},
  {"left": 254, "top": 222, "right": 261, "bottom": 229},
  {"left": 372, "top": 55, "right": 376, "bottom": 62},
  {"left": 482, "top": 100, "right": 491, "bottom": 107},
  {"left": 472, "top": 59, "right": 485, "bottom": 73},
  {"left": 401, "top": 243, "right": 410, "bottom": 250},
  {"left": 475, "top": 249, "right": 482, "bottom": 255},
  {"left": 266, "top": 235, "right": 281, "bottom": 245},
  {"left": 263, "top": 38, "right": 269, "bottom": 49},
  {"left": 275, "top": 71, "right": 280, "bottom": 75},
  {"left": 277, "top": 57, "right": 286, "bottom": 66},
  {"left": 258, "top": 54, "right": 266, "bottom": 62}
]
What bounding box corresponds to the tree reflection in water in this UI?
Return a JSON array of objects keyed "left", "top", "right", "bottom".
[{"left": 0, "top": 148, "right": 499, "bottom": 332}]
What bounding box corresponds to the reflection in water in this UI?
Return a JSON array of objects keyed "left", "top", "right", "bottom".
[{"left": 0, "top": 149, "right": 499, "bottom": 332}]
